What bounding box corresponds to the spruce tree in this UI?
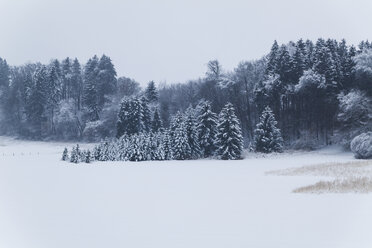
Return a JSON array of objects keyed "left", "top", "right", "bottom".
[
  {"left": 215, "top": 103, "right": 244, "bottom": 160},
  {"left": 145, "top": 81, "right": 158, "bottom": 103},
  {"left": 162, "top": 130, "right": 173, "bottom": 160},
  {"left": 196, "top": 101, "right": 218, "bottom": 157},
  {"left": 184, "top": 107, "right": 201, "bottom": 159},
  {"left": 140, "top": 97, "right": 151, "bottom": 133},
  {"left": 254, "top": 106, "right": 283, "bottom": 153},
  {"left": 85, "top": 150, "right": 92, "bottom": 163},
  {"left": 62, "top": 148, "right": 69, "bottom": 161},
  {"left": 151, "top": 108, "right": 163, "bottom": 132},
  {"left": 172, "top": 122, "right": 191, "bottom": 160},
  {"left": 83, "top": 56, "right": 100, "bottom": 120}
]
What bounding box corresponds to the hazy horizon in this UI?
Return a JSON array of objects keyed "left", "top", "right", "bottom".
[{"left": 1, "top": 0, "right": 371, "bottom": 86}]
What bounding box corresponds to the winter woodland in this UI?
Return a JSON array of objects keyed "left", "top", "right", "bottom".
[{"left": 1, "top": 39, "right": 372, "bottom": 162}]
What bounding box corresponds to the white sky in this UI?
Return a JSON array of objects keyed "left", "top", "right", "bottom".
[{"left": 0, "top": 0, "right": 371, "bottom": 85}]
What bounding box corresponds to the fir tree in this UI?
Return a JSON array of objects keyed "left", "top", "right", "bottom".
[
  {"left": 83, "top": 56, "right": 100, "bottom": 121},
  {"left": 62, "top": 147, "right": 69, "bottom": 161},
  {"left": 145, "top": 81, "right": 158, "bottom": 103},
  {"left": 196, "top": 101, "right": 218, "bottom": 157},
  {"left": 266, "top": 40, "right": 279, "bottom": 75},
  {"left": 151, "top": 108, "right": 163, "bottom": 132},
  {"left": 254, "top": 106, "right": 283, "bottom": 153},
  {"left": 85, "top": 150, "right": 92, "bottom": 163},
  {"left": 215, "top": 103, "right": 244, "bottom": 160},
  {"left": 140, "top": 97, "right": 151, "bottom": 133},
  {"left": 162, "top": 130, "right": 173, "bottom": 160},
  {"left": 172, "top": 122, "right": 191, "bottom": 160},
  {"left": 184, "top": 107, "right": 201, "bottom": 159},
  {"left": 70, "top": 145, "right": 80, "bottom": 163}
]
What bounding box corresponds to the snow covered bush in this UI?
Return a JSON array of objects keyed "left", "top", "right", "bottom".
[
  {"left": 254, "top": 106, "right": 283, "bottom": 153},
  {"left": 337, "top": 90, "right": 372, "bottom": 148},
  {"left": 61, "top": 148, "right": 69, "bottom": 161},
  {"left": 350, "top": 132, "right": 372, "bottom": 159}
]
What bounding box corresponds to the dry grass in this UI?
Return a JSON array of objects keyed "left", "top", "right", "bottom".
[
  {"left": 293, "top": 177, "right": 372, "bottom": 193},
  {"left": 267, "top": 160, "right": 372, "bottom": 193}
]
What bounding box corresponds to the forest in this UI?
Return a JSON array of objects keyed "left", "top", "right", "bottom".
[{"left": 0, "top": 38, "right": 372, "bottom": 156}]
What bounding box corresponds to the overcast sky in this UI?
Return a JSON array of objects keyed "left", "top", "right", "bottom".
[{"left": 0, "top": 0, "right": 371, "bottom": 85}]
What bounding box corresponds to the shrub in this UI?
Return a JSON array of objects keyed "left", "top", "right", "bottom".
[{"left": 350, "top": 132, "right": 372, "bottom": 159}]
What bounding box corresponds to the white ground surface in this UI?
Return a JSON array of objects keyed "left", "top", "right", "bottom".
[{"left": 1, "top": 137, "right": 372, "bottom": 248}]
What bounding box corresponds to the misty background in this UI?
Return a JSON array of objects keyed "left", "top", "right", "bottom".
[{"left": 0, "top": 0, "right": 371, "bottom": 85}]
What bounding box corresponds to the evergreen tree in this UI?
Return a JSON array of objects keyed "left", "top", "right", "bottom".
[
  {"left": 83, "top": 56, "right": 100, "bottom": 120},
  {"left": 151, "top": 108, "right": 163, "bottom": 132},
  {"left": 70, "top": 145, "right": 81, "bottom": 163},
  {"left": 85, "top": 150, "right": 92, "bottom": 163},
  {"left": 162, "top": 130, "right": 173, "bottom": 160},
  {"left": 62, "top": 147, "right": 69, "bottom": 161},
  {"left": 215, "top": 103, "right": 244, "bottom": 160},
  {"left": 172, "top": 121, "right": 191, "bottom": 160},
  {"left": 184, "top": 107, "right": 201, "bottom": 159},
  {"left": 254, "top": 106, "right": 283, "bottom": 153},
  {"left": 140, "top": 97, "right": 151, "bottom": 133},
  {"left": 71, "top": 58, "right": 83, "bottom": 110},
  {"left": 97, "top": 55, "right": 117, "bottom": 108},
  {"left": 27, "top": 66, "right": 48, "bottom": 137},
  {"left": 196, "top": 101, "right": 218, "bottom": 157},
  {"left": 266, "top": 40, "right": 279, "bottom": 75},
  {"left": 145, "top": 81, "right": 158, "bottom": 103},
  {"left": 61, "top": 57, "right": 72, "bottom": 99}
]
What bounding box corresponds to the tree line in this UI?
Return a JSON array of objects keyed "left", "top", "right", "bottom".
[{"left": 0, "top": 38, "right": 372, "bottom": 150}]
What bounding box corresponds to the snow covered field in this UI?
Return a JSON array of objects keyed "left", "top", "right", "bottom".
[{"left": 1, "top": 137, "right": 372, "bottom": 248}]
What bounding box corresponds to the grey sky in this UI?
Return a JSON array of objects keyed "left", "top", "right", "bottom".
[{"left": 0, "top": 0, "right": 371, "bottom": 86}]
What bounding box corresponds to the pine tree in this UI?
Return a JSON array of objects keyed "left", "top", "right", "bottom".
[
  {"left": 254, "top": 106, "right": 283, "bottom": 153},
  {"left": 266, "top": 40, "right": 279, "bottom": 75},
  {"left": 145, "top": 81, "right": 158, "bottom": 103},
  {"left": 162, "top": 130, "right": 173, "bottom": 160},
  {"left": 85, "top": 150, "right": 92, "bottom": 163},
  {"left": 128, "top": 134, "right": 144, "bottom": 161},
  {"left": 83, "top": 56, "right": 100, "bottom": 121},
  {"left": 27, "top": 66, "right": 48, "bottom": 138},
  {"left": 70, "top": 145, "right": 80, "bottom": 163},
  {"left": 97, "top": 55, "right": 117, "bottom": 108},
  {"left": 184, "top": 107, "right": 201, "bottom": 159},
  {"left": 140, "top": 97, "right": 151, "bottom": 133},
  {"left": 172, "top": 122, "right": 191, "bottom": 160},
  {"left": 117, "top": 97, "right": 144, "bottom": 137},
  {"left": 196, "top": 101, "right": 218, "bottom": 157},
  {"left": 151, "top": 108, "right": 163, "bottom": 132},
  {"left": 62, "top": 147, "right": 69, "bottom": 161},
  {"left": 215, "top": 103, "right": 244, "bottom": 160},
  {"left": 71, "top": 58, "right": 83, "bottom": 110}
]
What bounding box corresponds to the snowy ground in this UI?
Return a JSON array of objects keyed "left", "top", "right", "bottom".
[{"left": 1, "top": 137, "right": 372, "bottom": 248}]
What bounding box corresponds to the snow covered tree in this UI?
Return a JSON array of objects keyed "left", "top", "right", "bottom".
[
  {"left": 71, "top": 58, "right": 83, "bottom": 110},
  {"left": 145, "top": 81, "right": 158, "bottom": 103},
  {"left": 26, "top": 66, "right": 48, "bottom": 138},
  {"left": 152, "top": 108, "right": 163, "bottom": 132},
  {"left": 85, "top": 150, "right": 92, "bottom": 163},
  {"left": 162, "top": 130, "right": 173, "bottom": 160},
  {"left": 117, "top": 97, "right": 143, "bottom": 137},
  {"left": 97, "top": 55, "right": 117, "bottom": 108},
  {"left": 70, "top": 144, "right": 81, "bottom": 163},
  {"left": 172, "top": 122, "right": 191, "bottom": 160},
  {"left": 140, "top": 97, "right": 151, "bottom": 133},
  {"left": 184, "top": 107, "right": 201, "bottom": 158},
  {"left": 196, "top": 101, "right": 218, "bottom": 157},
  {"left": 215, "top": 103, "right": 244, "bottom": 160},
  {"left": 83, "top": 56, "right": 100, "bottom": 121},
  {"left": 62, "top": 148, "right": 69, "bottom": 161},
  {"left": 254, "top": 106, "right": 283, "bottom": 153},
  {"left": 128, "top": 134, "right": 145, "bottom": 161}
]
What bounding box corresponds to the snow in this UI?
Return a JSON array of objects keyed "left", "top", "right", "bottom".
[{"left": 1, "top": 137, "right": 372, "bottom": 248}]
